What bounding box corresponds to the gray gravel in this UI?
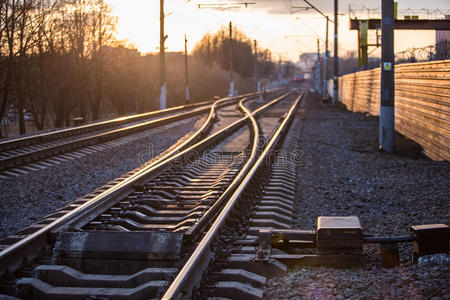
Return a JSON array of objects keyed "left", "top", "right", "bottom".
[
  {"left": 0, "top": 117, "right": 204, "bottom": 240},
  {"left": 264, "top": 92, "right": 450, "bottom": 299}
]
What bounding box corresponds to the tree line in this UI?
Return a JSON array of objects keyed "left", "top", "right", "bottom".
[
  {"left": 0, "top": 0, "right": 118, "bottom": 136},
  {"left": 0, "top": 1, "right": 278, "bottom": 138},
  {"left": 192, "top": 25, "right": 275, "bottom": 80}
]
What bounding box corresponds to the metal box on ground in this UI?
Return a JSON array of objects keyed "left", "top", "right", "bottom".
[
  {"left": 411, "top": 224, "right": 449, "bottom": 259},
  {"left": 317, "top": 216, "right": 363, "bottom": 250}
]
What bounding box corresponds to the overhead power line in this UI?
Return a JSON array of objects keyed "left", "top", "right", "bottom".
[{"left": 197, "top": 2, "right": 255, "bottom": 10}]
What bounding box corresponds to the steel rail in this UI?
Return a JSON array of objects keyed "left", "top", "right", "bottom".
[
  {"left": 0, "top": 90, "right": 279, "bottom": 171},
  {"left": 183, "top": 96, "right": 262, "bottom": 242},
  {"left": 0, "top": 95, "right": 232, "bottom": 275},
  {"left": 0, "top": 93, "right": 263, "bottom": 172},
  {"left": 0, "top": 106, "right": 207, "bottom": 171},
  {"left": 134, "top": 93, "right": 242, "bottom": 168},
  {"left": 0, "top": 91, "right": 272, "bottom": 152},
  {"left": 0, "top": 90, "right": 289, "bottom": 276},
  {"left": 58, "top": 91, "right": 292, "bottom": 232},
  {"left": 162, "top": 91, "right": 304, "bottom": 299},
  {"left": 0, "top": 99, "right": 215, "bottom": 152}
]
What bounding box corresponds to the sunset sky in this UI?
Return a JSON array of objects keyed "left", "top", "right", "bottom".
[{"left": 109, "top": 0, "right": 450, "bottom": 61}]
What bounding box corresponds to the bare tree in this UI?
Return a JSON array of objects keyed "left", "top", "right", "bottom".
[
  {"left": 89, "top": 0, "right": 116, "bottom": 120},
  {"left": 0, "top": 0, "right": 60, "bottom": 135},
  {"left": 103, "top": 45, "right": 141, "bottom": 115},
  {"left": 14, "top": 0, "right": 41, "bottom": 134},
  {"left": 1, "top": 2, "right": 268, "bottom": 139},
  {"left": 192, "top": 25, "right": 274, "bottom": 80},
  {"left": 0, "top": 0, "right": 19, "bottom": 137},
  {"left": 27, "top": 0, "right": 59, "bottom": 130}
]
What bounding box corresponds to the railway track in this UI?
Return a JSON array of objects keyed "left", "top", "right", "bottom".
[
  {"left": 163, "top": 90, "right": 304, "bottom": 299},
  {"left": 0, "top": 88, "right": 304, "bottom": 299},
  {"left": 0, "top": 98, "right": 217, "bottom": 153},
  {"left": 0, "top": 93, "right": 263, "bottom": 178}
]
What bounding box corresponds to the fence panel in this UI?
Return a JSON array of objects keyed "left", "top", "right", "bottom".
[{"left": 338, "top": 60, "right": 450, "bottom": 161}]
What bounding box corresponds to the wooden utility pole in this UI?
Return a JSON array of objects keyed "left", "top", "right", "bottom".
[
  {"left": 160, "top": 0, "right": 166, "bottom": 109},
  {"left": 380, "top": 0, "right": 395, "bottom": 152},
  {"left": 185, "top": 34, "right": 190, "bottom": 104},
  {"left": 228, "top": 21, "right": 234, "bottom": 97}
]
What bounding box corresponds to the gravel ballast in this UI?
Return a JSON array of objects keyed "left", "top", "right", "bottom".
[
  {"left": 0, "top": 117, "right": 204, "bottom": 239},
  {"left": 264, "top": 93, "right": 449, "bottom": 299}
]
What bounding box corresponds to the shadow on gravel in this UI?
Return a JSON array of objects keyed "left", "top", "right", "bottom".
[
  {"left": 307, "top": 91, "right": 429, "bottom": 161},
  {"left": 392, "top": 132, "right": 428, "bottom": 160}
]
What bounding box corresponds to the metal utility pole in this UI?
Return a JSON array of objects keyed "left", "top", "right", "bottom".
[
  {"left": 278, "top": 56, "right": 282, "bottom": 84},
  {"left": 324, "top": 16, "right": 329, "bottom": 99},
  {"left": 315, "top": 39, "right": 320, "bottom": 93},
  {"left": 254, "top": 39, "right": 257, "bottom": 91},
  {"left": 301, "top": 1, "right": 330, "bottom": 99},
  {"left": 184, "top": 34, "right": 190, "bottom": 104},
  {"left": 195, "top": 4, "right": 254, "bottom": 98},
  {"left": 317, "top": 38, "right": 321, "bottom": 93},
  {"left": 228, "top": 21, "right": 234, "bottom": 97},
  {"left": 380, "top": 0, "right": 395, "bottom": 152},
  {"left": 159, "top": 0, "right": 167, "bottom": 109},
  {"left": 254, "top": 40, "right": 262, "bottom": 101},
  {"left": 333, "top": 0, "right": 338, "bottom": 106}
]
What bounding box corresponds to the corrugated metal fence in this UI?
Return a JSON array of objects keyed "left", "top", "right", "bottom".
[{"left": 337, "top": 59, "right": 450, "bottom": 161}]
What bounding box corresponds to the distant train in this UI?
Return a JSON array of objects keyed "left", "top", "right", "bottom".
[
  {"left": 291, "top": 73, "right": 311, "bottom": 83},
  {"left": 294, "top": 73, "right": 304, "bottom": 82}
]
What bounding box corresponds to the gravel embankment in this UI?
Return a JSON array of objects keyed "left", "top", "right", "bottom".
[
  {"left": 0, "top": 117, "right": 204, "bottom": 239},
  {"left": 265, "top": 93, "right": 450, "bottom": 300}
]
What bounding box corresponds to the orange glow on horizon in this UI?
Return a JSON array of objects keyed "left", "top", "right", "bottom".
[{"left": 109, "top": 0, "right": 437, "bottom": 61}]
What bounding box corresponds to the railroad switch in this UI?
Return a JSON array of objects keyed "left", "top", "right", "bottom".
[
  {"left": 255, "top": 216, "right": 449, "bottom": 269},
  {"left": 256, "top": 216, "right": 364, "bottom": 267}
]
